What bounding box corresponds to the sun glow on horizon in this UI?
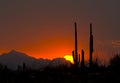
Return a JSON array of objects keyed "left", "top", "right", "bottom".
[{"left": 64, "top": 55, "right": 73, "bottom": 63}]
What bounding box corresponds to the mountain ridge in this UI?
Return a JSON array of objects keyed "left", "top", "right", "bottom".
[{"left": 0, "top": 50, "right": 72, "bottom": 70}]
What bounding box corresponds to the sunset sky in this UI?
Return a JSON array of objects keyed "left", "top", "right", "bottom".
[{"left": 0, "top": 0, "right": 120, "bottom": 63}]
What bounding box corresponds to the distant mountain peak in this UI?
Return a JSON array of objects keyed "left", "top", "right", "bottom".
[
  {"left": 9, "top": 50, "right": 19, "bottom": 54},
  {"left": 7, "top": 50, "right": 33, "bottom": 58},
  {"left": 10, "top": 49, "right": 17, "bottom": 52}
]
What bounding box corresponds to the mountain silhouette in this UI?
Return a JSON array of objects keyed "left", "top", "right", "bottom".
[
  {"left": 0, "top": 50, "right": 72, "bottom": 70},
  {"left": 0, "top": 50, "right": 36, "bottom": 70},
  {"left": 49, "top": 58, "right": 72, "bottom": 67}
]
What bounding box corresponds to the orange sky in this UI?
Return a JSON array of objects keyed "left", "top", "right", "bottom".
[
  {"left": 0, "top": 28, "right": 90, "bottom": 61},
  {"left": 0, "top": 0, "right": 120, "bottom": 64}
]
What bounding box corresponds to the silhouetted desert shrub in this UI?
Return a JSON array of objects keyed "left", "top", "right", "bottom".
[{"left": 109, "top": 54, "right": 120, "bottom": 71}]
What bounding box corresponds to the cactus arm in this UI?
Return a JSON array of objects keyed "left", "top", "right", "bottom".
[
  {"left": 78, "top": 54, "right": 80, "bottom": 64},
  {"left": 72, "top": 50, "right": 76, "bottom": 63}
]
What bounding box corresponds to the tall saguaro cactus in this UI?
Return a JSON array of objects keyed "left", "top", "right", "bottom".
[
  {"left": 81, "top": 49, "right": 85, "bottom": 68},
  {"left": 89, "top": 23, "right": 94, "bottom": 67},
  {"left": 72, "top": 22, "right": 80, "bottom": 67}
]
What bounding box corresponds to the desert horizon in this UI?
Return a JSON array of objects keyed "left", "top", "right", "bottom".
[{"left": 0, "top": 0, "right": 120, "bottom": 83}]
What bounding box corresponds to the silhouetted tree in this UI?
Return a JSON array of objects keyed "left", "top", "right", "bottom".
[{"left": 109, "top": 54, "right": 120, "bottom": 71}]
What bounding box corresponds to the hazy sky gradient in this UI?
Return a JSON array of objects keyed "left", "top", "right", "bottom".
[{"left": 0, "top": 0, "right": 120, "bottom": 63}]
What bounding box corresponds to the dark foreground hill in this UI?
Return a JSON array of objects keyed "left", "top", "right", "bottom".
[
  {"left": 0, "top": 66, "right": 120, "bottom": 83},
  {"left": 0, "top": 51, "right": 120, "bottom": 83}
]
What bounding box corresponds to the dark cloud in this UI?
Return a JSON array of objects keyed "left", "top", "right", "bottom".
[{"left": 112, "top": 40, "right": 120, "bottom": 47}]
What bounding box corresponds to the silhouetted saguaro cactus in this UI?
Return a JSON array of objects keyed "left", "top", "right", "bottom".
[
  {"left": 89, "top": 23, "right": 94, "bottom": 67},
  {"left": 72, "top": 50, "right": 80, "bottom": 66},
  {"left": 72, "top": 22, "right": 80, "bottom": 67},
  {"left": 81, "top": 49, "right": 85, "bottom": 68}
]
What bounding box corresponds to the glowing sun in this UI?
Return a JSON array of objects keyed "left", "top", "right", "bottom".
[{"left": 64, "top": 55, "right": 73, "bottom": 63}]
